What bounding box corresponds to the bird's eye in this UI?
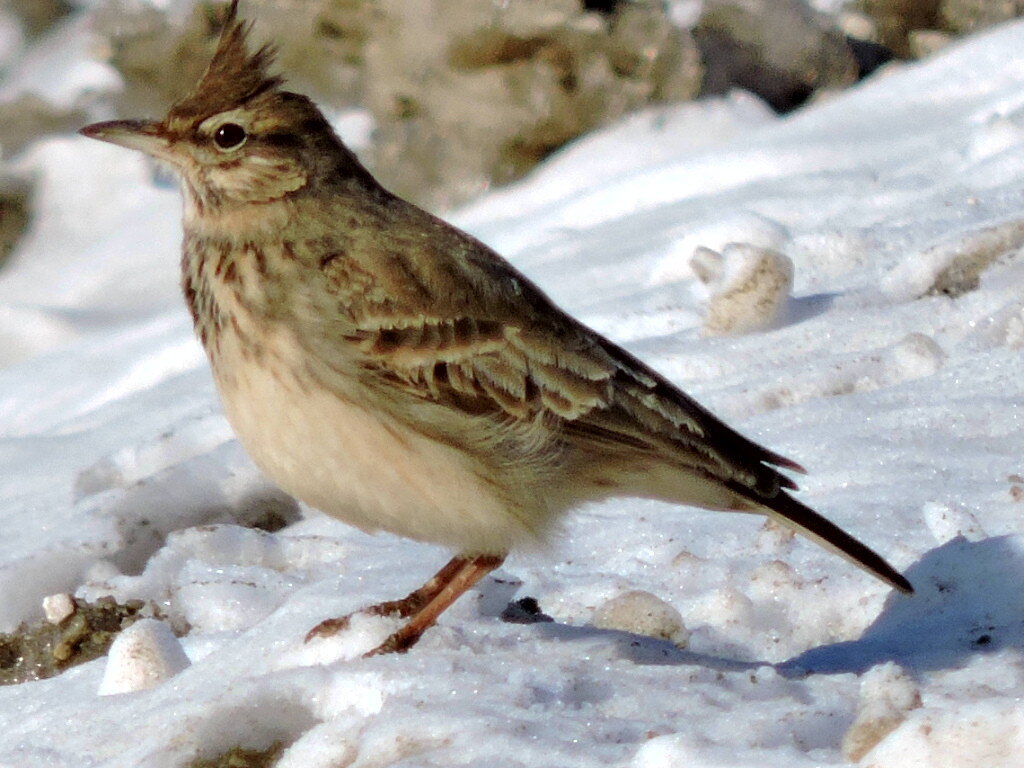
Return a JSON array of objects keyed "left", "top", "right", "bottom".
[{"left": 213, "top": 123, "right": 247, "bottom": 151}]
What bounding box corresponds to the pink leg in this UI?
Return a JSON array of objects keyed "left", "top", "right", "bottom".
[
  {"left": 364, "top": 554, "right": 505, "bottom": 656},
  {"left": 305, "top": 554, "right": 504, "bottom": 650}
]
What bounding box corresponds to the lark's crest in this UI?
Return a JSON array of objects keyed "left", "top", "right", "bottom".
[{"left": 170, "top": 0, "right": 283, "bottom": 122}]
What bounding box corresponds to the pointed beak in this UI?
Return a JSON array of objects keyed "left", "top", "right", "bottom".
[{"left": 79, "top": 120, "right": 177, "bottom": 163}]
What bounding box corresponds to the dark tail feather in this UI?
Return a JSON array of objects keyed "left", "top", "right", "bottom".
[
  {"left": 743, "top": 486, "right": 913, "bottom": 594},
  {"left": 763, "top": 448, "right": 807, "bottom": 476}
]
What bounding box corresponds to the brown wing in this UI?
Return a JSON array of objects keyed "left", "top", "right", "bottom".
[
  {"left": 338, "top": 277, "right": 802, "bottom": 500},
  {"left": 309, "top": 196, "right": 804, "bottom": 493}
]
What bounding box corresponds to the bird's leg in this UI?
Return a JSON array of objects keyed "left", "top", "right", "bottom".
[
  {"left": 304, "top": 554, "right": 495, "bottom": 643},
  {"left": 364, "top": 554, "right": 505, "bottom": 657}
]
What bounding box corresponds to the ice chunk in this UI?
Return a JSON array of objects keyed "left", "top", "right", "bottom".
[
  {"left": 98, "top": 618, "right": 190, "bottom": 696},
  {"left": 842, "top": 662, "right": 921, "bottom": 762},
  {"left": 593, "top": 589, "right": 689, "bottom": 646},
  {"left": 694, "top": 242, "right": 794, "bottom": 336}
]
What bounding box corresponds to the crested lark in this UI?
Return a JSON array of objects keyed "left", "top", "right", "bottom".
[{"left": 81, "top": 1, "right": 912, "bottom": 656}]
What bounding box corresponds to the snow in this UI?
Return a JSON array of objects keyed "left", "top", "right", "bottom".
[{"left": 1, "top": 8, "right": 1024, "bottom": 767}]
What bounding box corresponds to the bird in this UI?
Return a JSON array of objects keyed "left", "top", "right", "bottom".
[{"left": 80, "top": 1, "right": 912, "bottom": 656}]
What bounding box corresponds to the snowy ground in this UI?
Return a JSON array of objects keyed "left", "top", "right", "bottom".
[{"left": 2, "top": 8, "right": 1024, "bottom": 768}]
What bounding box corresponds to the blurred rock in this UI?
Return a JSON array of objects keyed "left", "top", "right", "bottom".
[
  {"left": 838, "top": 8, "right": 881, "bottom": 41},
  {"left": 846, "top": 34, "right": 898, "bottom": 78},
  {"left": 908, "top": 27, "right": 953, "bottom": 57},
  {"left": 92, "top": 1, "right": 228, "bottom": 120},
  {"left": 3, "top": 0, "right": 71, "bottom": 38},
  {"left": 694, "top": 0, "right": 857, "bottom": 112},
  {"left": 0, "top": 171, "right": 31, "bottom": 272},
  {"left": 245, "top": 0, "right": 369, "bottom": 107},
  {"left": 500, "top": 596, "right": 554, "bottom": 624},
  {"left": 93, "top": 0, "right": 365, "bottom": 121},
  {"left": 853, "top": 0, "right": 939, "bottom": 57},
  {"left": 0, "top": 94, "right": 85, "bottom": 156},
  {"left": 850, "top": 0, "right": 1024, "bottom": 59},
  {"left": 0, "top": 7, "right": 25, "bottom": 75},
  {"left": 939, "top": 0, "right": 1024, "bottom": 34},
  {"left": 42, "top": 593, "right": 76, "bottom": 625},
  {"left": 838, "top": 8, "right": 898, "bottom": 74},
  {"left": 363, "top": 0, "right": 702, "bottom": 208}
]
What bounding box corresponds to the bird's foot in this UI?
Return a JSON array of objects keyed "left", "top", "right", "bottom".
[
  {"left": 304, "top": 615, "right": 352, "bottom": 642},
  {"left": 304, "top": 596, "right": 426, "bottom": 643},
  {"left": 304, "top": 554, "right": 505, "bottom": 653},
  {"left": 362, "top": 625, "right": 422, "bottom": 657}
]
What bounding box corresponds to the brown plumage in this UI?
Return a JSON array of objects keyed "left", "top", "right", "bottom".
[{"left": 80, "top": 1, "right": 911, "bottom": 656}]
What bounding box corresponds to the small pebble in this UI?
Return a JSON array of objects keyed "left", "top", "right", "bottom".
[
  {"left": 593, "top": 590, "right": 689, "bottom": 646},
  {"left": 98, "top": 618, "right": 190, "bottom": 696},
  {"left": 42, "top": 593, "right": 76, "bottom": 625},
  {"left": 695, "top": 243, "right": 794, "bottom": 336}
]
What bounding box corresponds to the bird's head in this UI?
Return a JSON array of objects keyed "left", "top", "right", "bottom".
[{"left": 80, "top": 0, "right": 371, "bottom": 215}]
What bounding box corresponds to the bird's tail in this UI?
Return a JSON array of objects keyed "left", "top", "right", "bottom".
[{"left": 746, "top": 486, "right": 914, "bottom": 594}]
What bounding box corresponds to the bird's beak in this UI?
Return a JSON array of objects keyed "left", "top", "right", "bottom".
[{"left": 79, "top": 120, "right": 178, "bottom": 164}]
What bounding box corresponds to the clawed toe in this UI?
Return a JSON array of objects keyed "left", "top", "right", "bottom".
[
  {"left": 304, "top": 600, "right": 414, "bottom": 644},
  {"left": 303, "top": 611, "right": 422, "bottom": 656},
  {"left": 304, "top": 615, "right": 353, "bottom": 642},
  {"left": 362, "top": 627, "right": 422, "bottom": 657}
]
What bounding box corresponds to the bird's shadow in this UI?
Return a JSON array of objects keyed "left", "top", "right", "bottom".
[
  {"left": 482, "top": 535, "right": 1024, "bottom": 677},
  {"left": 781, "top": 535, "right": 1024, "bottom": 677},
  {"left": 478, "top": 576, "right": 758, "bottom": 672}
]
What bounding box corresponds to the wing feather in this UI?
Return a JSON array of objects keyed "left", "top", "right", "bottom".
[
  {"left": 315, "top": 223, "right": 800, "bottom": 500},
  {"left": 346, "top": 309, "right": 796, "bottom": 498}
]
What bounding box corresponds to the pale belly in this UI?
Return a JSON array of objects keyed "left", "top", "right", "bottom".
[{"left": 211, "top": 328, "right": 527, "bottom": 554}]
